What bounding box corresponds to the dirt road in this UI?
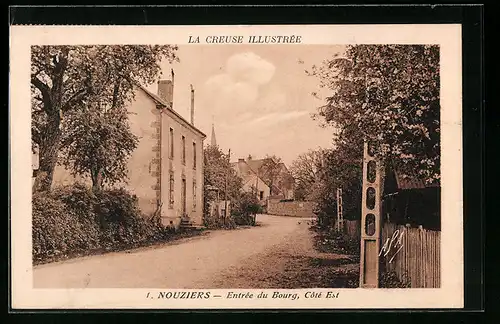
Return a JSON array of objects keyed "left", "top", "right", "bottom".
[{"left": 33, "top": 214, "right": 357, "bottom": 288}]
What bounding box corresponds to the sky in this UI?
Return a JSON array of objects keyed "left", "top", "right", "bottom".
[{"left": 145, "top": 45, "right": 345, "bottom": 166}]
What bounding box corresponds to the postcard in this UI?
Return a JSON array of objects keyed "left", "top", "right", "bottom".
[{"left": 10, "top": 24, "right": 463, "bottom": 309}]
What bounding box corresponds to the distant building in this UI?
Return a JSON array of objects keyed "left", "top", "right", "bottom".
[
  {"left": 48, "top": 70, "right": 206, "bottom": 229},
  {"left": 210, "top": 122, "right": 217, "bottom": 147},
  {"left": 231, "top": 155, "right": 295, "bottom": 203},
  {"left": 232, "top": 158, "right": 271, "bottom": 203}
]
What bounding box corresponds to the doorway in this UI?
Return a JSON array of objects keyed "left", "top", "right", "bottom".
[{"left": 181, "top": 178, "right": 187, "bottom": 216}]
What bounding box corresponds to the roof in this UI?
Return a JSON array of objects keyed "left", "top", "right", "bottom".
[
  {"left": 232, "top": 158, "right": 293, "bottom": 195},
  {"left": 231, "top": 160, "right": 269, "bottom": 188},
  {"left": 136, "top": 84, "right": 206, "bottom": 138},
  {"left": 231, "top": 160, "right": 256, "bottom": 178},
  {"left": 246, "top": 159, "right": 266, "bottom": 174},
  {"left": 392, "top": 162, "right": 440, "bottom": 190}
]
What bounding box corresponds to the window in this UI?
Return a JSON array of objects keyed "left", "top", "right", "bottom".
[
  {"left": 181, "top": 135, "right": 186, "bottom": 165},
  {"left": 169, "top": 172, "right": 174, "bottom": 208},
  {"left": 169, "top": 128, "right": 174, "bottom": 159},
  {"left": 259, "top": 191, "right": 264, "bottom": 200},
  {"left": 193, "top": 180, "right": 197, "bottom": 210},
  {"left": 193, "top": 142, "right": 197, "bottom": 169}
]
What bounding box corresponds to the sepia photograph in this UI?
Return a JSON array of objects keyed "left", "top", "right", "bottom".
[
  {"left": 30, "top": 43, "right": 441, "bottom": 289},
  {"left": 10, "top": 24, "right": 463, "bottom": 309}
]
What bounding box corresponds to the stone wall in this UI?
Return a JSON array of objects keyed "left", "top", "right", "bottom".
[{"left": 267, "top": 199, "right": 316, "bottom": 218}]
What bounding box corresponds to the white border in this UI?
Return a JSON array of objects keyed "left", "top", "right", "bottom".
[{"left": 10, "top": 24, "right": 463, "bottom": 309}]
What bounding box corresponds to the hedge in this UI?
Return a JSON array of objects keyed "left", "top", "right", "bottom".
[{"left": 32, "top": 183, "right": 171, "bottom": 263}]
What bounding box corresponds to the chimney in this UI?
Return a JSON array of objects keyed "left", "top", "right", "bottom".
[
  {"left": 157, "top": 69, "right": 175, "bottom": 108},
  {"left": 190, "top": 84, "right": 195, "bottom": 125}
]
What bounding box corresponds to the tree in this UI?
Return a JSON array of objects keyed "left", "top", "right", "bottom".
[
  {"left": 258, "top": 155, "right": 284, "bottom": 196},
  {"left": 289, "top": 148, "right": 329, "bottom": 200},
  {"left": 203, "top": 144, "right": 243, "bottom": 218},
  {"left": 59, "top": 104, "right": 138, "bottom": 192},
  {"left": 309, "top": 146, "right": 363, "bottom": 228},
  {"left": 31, "top": 45, "right": 178, "bottom": 191},
  {"left": 309, "top": 45, "right": 440, "bottom": 185}
]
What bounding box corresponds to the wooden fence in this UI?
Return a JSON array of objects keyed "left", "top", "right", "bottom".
[{"left": 380, "top": 222, "right": 441, "bottom": 288}]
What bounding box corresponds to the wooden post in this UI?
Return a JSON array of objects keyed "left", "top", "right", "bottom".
[{"left": 359, "top": 141, "right": 383, "bottom": 288}]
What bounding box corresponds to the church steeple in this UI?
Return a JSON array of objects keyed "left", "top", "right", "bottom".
[{"left": 211, "top": 117, "right": 217, "bottom": 147}]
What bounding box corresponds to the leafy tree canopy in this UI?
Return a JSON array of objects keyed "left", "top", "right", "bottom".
[
  {"left": 31, "top": 45, "right": 178, "bottom": 191},
  {"left": 309, "top": 45, "right": 440, "bottom": 185}
]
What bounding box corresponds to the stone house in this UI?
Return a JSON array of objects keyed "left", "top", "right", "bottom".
[
  {"left": 231, "top": 155, "right": 295, "bottom": 203},
  {"left": 232, "top": 158, "right": 271, "bottom": 203},
  {"left": 43, "top": 71, "right": 206, "bottom": 229}
]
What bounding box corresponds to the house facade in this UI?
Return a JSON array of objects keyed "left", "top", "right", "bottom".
[
  {"left": 244, "top": 156, "right": 295, "bottom": 200},
  {"left": 232, "top": 158, "right": 271, "bottom": 203},
  {"left": 231, "top": 155, "right": 295, "bottom": 203},
  {"left": 47, "top": 72, "right": 206, "bottom": 229}
]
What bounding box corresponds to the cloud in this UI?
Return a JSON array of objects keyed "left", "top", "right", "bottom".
[
  {"left": 255, "top": 90, "right": 287, "bottom": 114},
  {"left": 226, "top": 52, "right": 276, "bottom": 85},
  {"left": 202, "top": 52, "right": 277, "bottom": 121},
  {"left": 246, "top": 111, "right": 309, "bottom": 127}
]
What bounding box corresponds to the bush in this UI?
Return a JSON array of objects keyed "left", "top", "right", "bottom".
[
  {"left": 32, "top": 192, "right": 100, "bottom": 262},
  {"left": 379, "top": 271, "right": 411, "bottom": 288},
  {"left": 231, "top": 192, "right": 262, "bottom": 226},
  {"left": 32, "top": 184, "right": 172, "bottom": 263},
  {"left": 94, "top": 188, "right": 141, "bottom": 226},
  {"left": 52, "top": 183, "right": 97, "bottom": 221},
  {"left": 203, "top": 215, "right": 236, "bottom": 229},
  {"left": 232, "top": 213, "right": 255, "bottom": 226},
  {"left": 51, "top": 183, "right": 102, "bottom": 241},
  {"left": 314, "top": 229, "right": 360, "bottom": 256}
]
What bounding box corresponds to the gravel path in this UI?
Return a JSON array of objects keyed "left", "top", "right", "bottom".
[
  {"left": 202, "top": 219, "right": 359, "bottom": 289},
  {"left": 34, "top": 215, "right": 308, "bottom": 288},
  {"left": 34, "top": 214, "right": 358, "bottom": 288}
]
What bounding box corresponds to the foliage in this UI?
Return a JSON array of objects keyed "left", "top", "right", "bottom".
[
  {"left": 32, "top": 190, "right": 100, "bottom": 261},
  {"left": 32, "top": 184, "right": 172, "bottom": 264},
  {"left": 309, "top": 45, "right": 440, "bottom": 185},
  {"left": 379, "top": 271, "right": 412, "bottom": 288},
  {"left": 59, "top": 104, "right": 138, "bottom": 191},
  {"left": 257, "top": 155, "right": 293, "bottom": 197},
  {"left": 289, "top": 148, "right": 329, "bottom": 201},
  {"left": 231, "top": 191, "right": 262, "bottom": 225},
  {"left": 203, "top": 213, "right": 236, "bottom": 230},
  {"left": 51, "top": 182, "right": 97, "bottom": 221},
  {"left": 31, "top": 45, "right": 178, "bottom": 191},
  {"left": 306, "top": 146, "right": 362, "bottom": 227},
  {"left": 94, "top": 187, "right": 142, "bottom": 227},
  {"left": 203, "top": 144, "right": 243, "bottom": 223},
  {"left": 314, "top": 228, "right": 360, "bottom": 256}
]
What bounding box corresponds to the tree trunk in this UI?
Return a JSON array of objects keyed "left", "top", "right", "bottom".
[
  {"left": 33, "top": 114, "right": 61, "bottom": 192},
  {"left": 31, "top": 48, "right": 70, "bottom": 192},
  {"left": 91, "top": 167, "right": 104, "bottom": 193}
]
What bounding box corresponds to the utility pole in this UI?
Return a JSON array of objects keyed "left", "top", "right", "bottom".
[{"left": 255, "top": 169, "right": 259, "bottom": 200}]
